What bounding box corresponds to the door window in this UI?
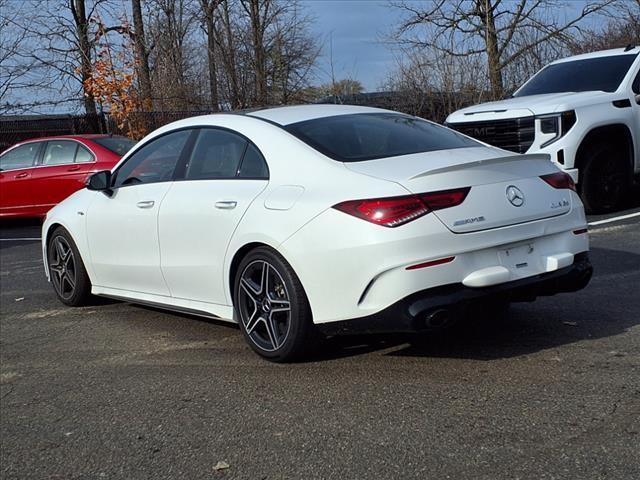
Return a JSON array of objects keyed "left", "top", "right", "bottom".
[
  {"left": 186, "top": 129, "right": 247, "bottom": 180},
  {"left": 43, "top": 140, "right": 78, "bottom": 165},
  {"left": 0, "top": 143, "right": 40, "bottom": 170},
  {"left": 113, "top": 130, "right": 191, "bottom": 188}
]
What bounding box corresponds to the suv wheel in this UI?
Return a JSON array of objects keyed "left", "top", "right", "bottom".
[{"left": 580, "top": 143, "right": 631, "bottom": 214}]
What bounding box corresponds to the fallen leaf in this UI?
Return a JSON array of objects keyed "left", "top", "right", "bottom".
[{"left": 213, "top": 461, "right": 230, "bottom": 471}]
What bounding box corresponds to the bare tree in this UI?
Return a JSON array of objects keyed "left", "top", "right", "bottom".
[
  {"left": 0, "top": 0, "right": 33, "bottom": 112},
  {"left": 571, "top": 0, "right": 640, "bottom": 53},
  {"left": 131, "top": 0, "right": 153, "bottom": 110},
  {"left": 267, "top": 2, "right": 319, "bottom": 104},
  {"left": 241, "top": 0, "right": 271, "bottom": 105},
  {"left": 390, "top": 0, "right": 616, "bottom": 99},
  {"left": 199, "top": 0, "right": 222, "bottom": 111},
  {"left": 147, "top": 0, "right": 202, "bottom": 110},
  {"left": 2, "top": 0, "right": 127, "bottom": 115}
]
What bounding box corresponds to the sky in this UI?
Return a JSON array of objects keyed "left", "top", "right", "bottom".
[
  {"left": 301, "top": 0, "right": 604, "bottom": 92},
  {"left": 302, "top": 0, "right": 405, "bottom": 91}
]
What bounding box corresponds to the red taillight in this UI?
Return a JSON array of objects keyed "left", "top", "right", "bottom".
[
  {"left": 333, "top": 195, "right": 429, "bottom": 227},
  {"left": 540, "top": 172, "right": 576, "bottom": 192},
  {"left": 333, "top": 187, "right": 470, "bottom": 228},
  {"left": 419, "top": 187, "right": 470, "bottom": 210}
]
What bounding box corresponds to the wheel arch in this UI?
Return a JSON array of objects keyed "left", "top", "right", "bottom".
[
  {"left": 43, "top": 222, "right": 65, "bottom": 277},
  {"left": 575, "top": 124, "right": 635, "bottom": 176},
  {"left": 228, "top": 242, "right": 273, "bottom": 304}
]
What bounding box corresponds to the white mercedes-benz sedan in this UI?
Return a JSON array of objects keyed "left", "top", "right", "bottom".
[{"left": 42, "top": 105, "right": 592, "bottom": 361}]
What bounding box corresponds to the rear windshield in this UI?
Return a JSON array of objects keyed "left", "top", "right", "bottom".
[
  {"left": 284, "top": 113, "right": 479, "bottom": 162},
  {"left": 514, "top": 54, "right": 638, "bottom": 97},
  {"left": 93, "top": 136, "right": 137, "bottom": 156}
]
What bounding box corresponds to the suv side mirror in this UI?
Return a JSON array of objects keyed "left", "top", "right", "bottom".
[
  {"left": 87, "top": 170, "right": 112, "bottom": 195},
  {"left": 635, "top": 94, "right": 640, "bottom": 105}
]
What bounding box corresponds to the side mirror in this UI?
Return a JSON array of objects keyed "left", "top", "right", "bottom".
[
  {"left": 635, "top": 94, "right": 640, "bottom": 105},
  {"left": 87, "top": 170, "right": 112, "bottom": 195}
]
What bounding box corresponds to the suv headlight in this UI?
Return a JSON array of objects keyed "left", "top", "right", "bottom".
[{"left": 536, "top": 110, "right": 576, "bottom": 148}]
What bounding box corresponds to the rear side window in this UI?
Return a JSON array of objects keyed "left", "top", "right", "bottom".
[
  {"left": 0, "top": 143, "right": 40, "bottom": 170},
  {"left": 75, "top": 145, "right": 94, "bottom": 163},
  {"left": 113, "top": 130, "right": 190, "bottom": 187},
  {"left": 238, "top": 143, "right": 268, "bottom": 178},
  {"left": 43, "top": 140, "right": 77, "bottom": 165},
  {"left": 285, "top": 113, "right": 479, "bottom": 162},
  {"left": 186, "top": 129, "right": 246, "bottom": 180},
  {"left": 93, "top": 136, "right": 136, "bottom": 156}
]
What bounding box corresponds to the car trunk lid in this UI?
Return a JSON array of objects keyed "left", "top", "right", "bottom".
[{"left": 343, "top": 146, "right": 573, "bottom": 233}]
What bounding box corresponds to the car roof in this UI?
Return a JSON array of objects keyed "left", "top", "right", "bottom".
[
  {"left": 551, "top": 46, "right": 640, "bottom": 65},
  {"left": 246, "top": 104, "right": 397, "bottom": 126},
  {"left": 19, "top": 134, "right": 116, "bottom": 143}
]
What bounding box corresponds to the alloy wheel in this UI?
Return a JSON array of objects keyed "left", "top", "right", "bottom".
[
  {"left": 237, "top": 260, "right": 291, "bottom": 352},
  {"left": 49, "top": 236, "right": 77, "bottom": 300}
]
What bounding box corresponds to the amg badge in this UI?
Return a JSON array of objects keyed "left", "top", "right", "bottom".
[{"left": 453, "top": 216, "right": 486, "bottom": 227}]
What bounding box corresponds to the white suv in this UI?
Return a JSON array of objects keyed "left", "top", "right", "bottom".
[{"left": 446, "top": 46, "right": 640, "bottom": 213}]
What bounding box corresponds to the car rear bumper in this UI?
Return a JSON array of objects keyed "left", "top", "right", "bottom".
[{"left": 317, "top": 252, "right": 592, "bottom": 336}]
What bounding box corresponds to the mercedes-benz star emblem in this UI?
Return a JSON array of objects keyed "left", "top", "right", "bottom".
[{"left": 506, "top": 185, "right": 525, "bottom": 207}]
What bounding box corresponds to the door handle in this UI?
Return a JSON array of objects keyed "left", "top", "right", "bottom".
[
  {"left": 15, "top": 172, "right": 29, "bottom": 179},
  {"left": 215, "top": 200, "right": 237, "bottom": 210},
  {"left": 67, "top": 165, "right": 81, "bottom": 171},
  {"left": 136, "top": 200, "right": 155, "bottom": 209}
]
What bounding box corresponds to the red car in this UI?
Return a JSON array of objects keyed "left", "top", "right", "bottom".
[{"left": 0, "top": 134, "right": 136, "bottom": 219}]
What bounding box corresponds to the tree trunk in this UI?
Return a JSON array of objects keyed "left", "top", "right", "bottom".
[
  {"left": 131, "top": 0, "right": 153, "bottom": 111},
  {"left": 202, "top": 1, "right": 220, "bottom": 111},
  {"left": 71, "top": 0, "right": 98, "bottom": 116},
  {"left": 247, "top": 0, "right": 267, "bottom": 106},
  {"left": 481, "top": 0, "right": 504, "bottom": 99},
  {"left": 222, "top": 0, "right": 240, "bottom": 108}
]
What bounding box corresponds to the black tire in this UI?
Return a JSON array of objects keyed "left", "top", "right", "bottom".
[
  {"left": 580, "top": 143, "right": 631, "bottom": 214},
  {"left": 233, "top": 246, "right": 317, "bottom": 362},
  {"left": 47, "top": 226, "right": 92, "bottom": 306}
]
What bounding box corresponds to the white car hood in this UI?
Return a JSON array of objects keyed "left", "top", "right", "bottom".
[{"left": 446, "top": 91, "right": 612, "bottom": 122}]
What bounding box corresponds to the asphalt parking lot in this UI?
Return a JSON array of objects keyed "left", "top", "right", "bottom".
[{"left": 1, "top": 207, "right": 639, "bottom": 479}]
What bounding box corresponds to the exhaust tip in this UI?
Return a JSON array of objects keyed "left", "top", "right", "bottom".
[{"left": 414, "top": 308, "right": 454, "bottom": 331}]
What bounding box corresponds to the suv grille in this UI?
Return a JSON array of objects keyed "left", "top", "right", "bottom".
[{"left": 447, "top": 117, "right": 535, "bottom": 154}]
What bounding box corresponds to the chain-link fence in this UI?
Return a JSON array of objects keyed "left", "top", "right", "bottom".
[
  {"left": 1, "top": 93, "right": 466, "bottom": 152},
  {"left": 0, "top": 110, "right": 219, "bottom": 152}
]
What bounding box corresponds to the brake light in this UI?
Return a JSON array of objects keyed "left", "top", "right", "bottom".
[
  {"left": 333, "top": 187, "right": 470, "bottom": 227},
  {"left": 540, "top": 172, "right": 576, "bottom": 192},
  {"left": 419, "top": 188, "right": 470, "bottom": 210},
  {"left": 333, "top": 195, "right": 429, "bottom": 227}
]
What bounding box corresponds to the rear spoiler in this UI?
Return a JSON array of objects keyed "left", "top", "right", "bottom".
[{"left": 409, "top": 153, "right": 552, "bottom": 180}]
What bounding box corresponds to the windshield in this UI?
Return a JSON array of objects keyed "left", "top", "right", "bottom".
[
  {"left": 515, "top": 54, "right": 638, "bottom": 97},
  {"left": 93, "top": 136, "right": 137, "bottom": 156},
  {"left": 285, "top": 113, "right": 479, "bottom": 162}
]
